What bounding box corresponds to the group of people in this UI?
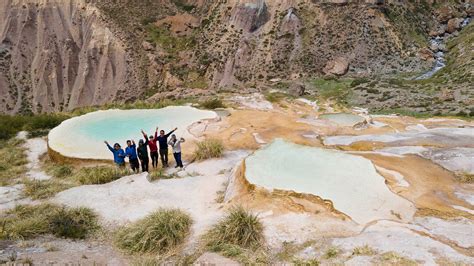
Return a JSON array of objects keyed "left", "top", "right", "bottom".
[{"left": 104, "top": 127, "right": 185, "bottom": 172}]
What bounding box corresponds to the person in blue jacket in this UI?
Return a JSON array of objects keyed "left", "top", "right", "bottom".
[
  {"left": 125, "top": 140, "right": 139, "bottom": 173},
  {"left": 104, "top": 141, "right": 126, "bottom": 167}
]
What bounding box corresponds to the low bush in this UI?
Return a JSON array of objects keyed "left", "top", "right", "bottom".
[
  {"left": 0, "top": 203, "right": 98, "bottom": 240},
  {"left": 205, "top": 206, "right": 264, "bottom": 251},
  {"left": 194, "top": 139, "right": 224, "bottom": 161},
  {"left": 115, "top": 208, "right": 192, "bottom": 254},
  {"left": 201, "top": 98, "right": 225, "bottom": 109},
  {"left": 73, "top": 166, "right": 128, "bottom": 185}
]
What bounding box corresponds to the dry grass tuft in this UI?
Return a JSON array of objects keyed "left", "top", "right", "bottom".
[
  {"left": 0, "top": 203, "right": 98, "bottom": 240},
  {"left": 0, "top": 138, "right": 28, "bottom": 186},
  {"left": 73, "top": 166, "right": 129, "bottom": 185},
  {"left": 205, "top": 206, "right": 264, "bottom": 251},
  {"left": 352, "top": 245, "right": 376, "bottom": 256},
  {"left": 115, "top": 208, "right": 192, "bottom": 254},
  {"left": 194, "top": 139, "right": 224, "bottom": 161}
]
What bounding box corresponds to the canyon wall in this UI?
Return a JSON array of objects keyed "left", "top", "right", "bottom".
[{"left": 0, "top": 0, "right": 139, "bottom": 114}]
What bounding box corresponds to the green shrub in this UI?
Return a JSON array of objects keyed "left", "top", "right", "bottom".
[
  {"left": 194, "top": 139, "right": 224, "bottom": 161},
  {"left": 115, "top": 208, "right": 193, "bottom": 254},
  {"left": 201, "top": 98, "right": 225, "bottom": 109},
  {"left": 0, "top": 203, "right": 98, "bottom": 240},
  {"left": 73, "top": 166, "right": 128, "bottom": 185},
  {"left": 205, "top": 206, "right": 264, "bottom": 251}
]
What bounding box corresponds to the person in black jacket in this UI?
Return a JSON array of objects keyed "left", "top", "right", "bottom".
[
  {"left": 137, "top": 138, "right": 149, "bottom": 172},
  {"left": 156, "top": 127, "right": 177, "bottom": 167}
]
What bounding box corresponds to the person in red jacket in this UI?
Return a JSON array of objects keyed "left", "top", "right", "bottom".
[{"left": 143, "top": 127, "right": 159, "bottom": 168}]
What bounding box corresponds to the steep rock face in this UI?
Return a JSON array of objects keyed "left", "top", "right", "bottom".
[
  {"left": 0, "top": 0, "right": 136, "bottom": 114},
  {"left": 194, "top": 0, "right": 438, "bottom": 89}
]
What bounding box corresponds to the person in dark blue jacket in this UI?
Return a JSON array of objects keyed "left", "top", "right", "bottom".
[
  {"left": 125, "top": 140, "right": 139, "bottom": 173},
  {"left": 104, "top": 141, "right": 126, "bottom": 167},
  {"left": 157, "top": 127, "right": 177, "bottom": 167}
]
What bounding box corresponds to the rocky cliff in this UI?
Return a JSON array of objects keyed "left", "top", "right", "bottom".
[
  {"left": 0, "top": 0, "right": 139, "bottom": 114},
  {"left": 0, "top": 0, "right": 472, "bottom": 114}
]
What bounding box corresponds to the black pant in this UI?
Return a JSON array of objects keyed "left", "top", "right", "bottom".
[
  {"left": 173, "top": 152, "right": 183, "bottom": 168},
  {"left": 150, "top": 151, "right": 158, "bottom": 168},
  {"left": 129, "top": 158, "right": 140, "bottom": 172},
  {"left": 159, "top": 148, "right": 168, "bottom": 167},
  {"left": 140, "top": 158, "right": 149, "bottom": 172}
]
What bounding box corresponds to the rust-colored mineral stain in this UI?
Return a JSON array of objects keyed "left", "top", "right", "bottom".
[{"left": 360, "top": 153, "right": 473, "bottom": 219}]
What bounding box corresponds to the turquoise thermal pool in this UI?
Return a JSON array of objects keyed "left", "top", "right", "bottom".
[
  {"left": 48, "top": 106, "right": 217, "bottom": 160},
  {"left": 244, "top": 139, "right": 415, "bottom": 225},
  {"left": 319, "top": 113, "right": 366, "bottom": 127}
]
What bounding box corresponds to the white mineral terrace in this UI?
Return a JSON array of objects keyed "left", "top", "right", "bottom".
[
  {"left": 244, "top": 139, "right": 416, "bottom": 225},
  {"left": 48, "top": 106, "right": 217, "bottom": 160},
  {"left": 318, "top": 113, "right": 366, "bottom": 127}
]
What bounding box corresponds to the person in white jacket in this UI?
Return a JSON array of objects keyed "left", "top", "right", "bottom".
[{"left": 168, "top": 134, "right": 185, "bottom": 168}]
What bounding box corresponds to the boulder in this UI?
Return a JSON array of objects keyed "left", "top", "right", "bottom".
[
  {"left": 435, "top": 6, "right": 453, "bottom": 23},
  {"left": 446, "top": 18, "right": 463, "bottom": 34},
  {"left": 289, "top": 83, "right": 306, "bottom": 96},
  {"left": 323, "top": 57, "right": 349, "bottom": 76},
  {"left": 418, "top": 47, "right": 434, "bottom": 61}
]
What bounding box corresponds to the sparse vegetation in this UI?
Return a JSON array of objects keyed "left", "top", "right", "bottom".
[
  {"left": 379, "top": 251, "right": 417, "bottom": 265},
  {"left": 455, "top": 172, "right": 474, "bottom": 183},
  {"left": 0, "top": 138, "right": 28, "bottom": 186},
  {"left": 24, "top": 164, "right": 128, "bottom": 199},
  {"left": 148, "top": 169, "right": 176, "bottom": 181},
  {"left": 46, "top": 164, "right": 74, "bottom": 178},
  {"left": 145, "top": 25, "right": 196, "bottom": 58},
  {"left": 22, "top": 178, "right": 73, "bottom": 200},
  {"left": 264, "top": 92, "right": 287, "bottom": 103},
  {"left": 352, "top": 245, "right": 376, "bottom": 256},
  {"left": 0, "top": 203, "right": 98, "bottom": 240},
  {"left": 324, "top": 246, "right": 339, "bottom": 259},
  {"left": 194, "top": 138, "right": 224, "bottom": 160},
  {"left": 201, "top": 98, "right": 225, "bottom": 109},
  {"left": 312, "top": 77, "right": 353, "bottom": 103},
  {"left": 0, "top": 114, "right": 68, "bottom": 140},
  {"left": 115, "top": 208, "right": 192, "bottom": 254},
  {"left": 73, "top": 166, "right": 129, "bottom": 185}
]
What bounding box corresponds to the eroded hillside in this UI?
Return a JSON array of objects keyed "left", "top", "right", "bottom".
[
  {"left": 0, "top": 0, "right": 145, "bottom": 114},
  {"left": 0, "top": 0, "right": 472, "bottom": 114}
]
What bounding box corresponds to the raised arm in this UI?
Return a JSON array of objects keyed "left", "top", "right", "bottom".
[
  {"left": 165, "top": 127, "right": 178, "bottom": 138},
  {"left": 141, "top": 129, "right": 147, "bottom": 139},
  {"left": 105, "top": 141, "right": 114, "bottom": 152},
  {"left": 154, "top": 127, "right": 158, "bottom": 140}
]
